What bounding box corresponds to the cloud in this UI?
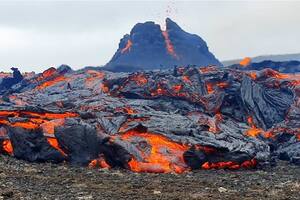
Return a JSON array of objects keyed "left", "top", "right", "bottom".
[{"left": 0, "top": 1, "right": 299, "bottom": 72}]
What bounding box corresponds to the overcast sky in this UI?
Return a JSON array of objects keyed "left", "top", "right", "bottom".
[{"left": 0, "top": 0, "right": 300, "bottom": 72}]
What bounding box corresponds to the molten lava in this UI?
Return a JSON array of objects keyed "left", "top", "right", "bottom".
[
  {"left": 162, "top": 31, "right": 178, "bottom": 59},
  {"left": 36, "top": 67, "right": 57, "bottom": 82},
  {"left": 130, "top": 74, "right": 148, "bottom": 86},
  {"left": 36, "top": 75, "right": 67, "bottom": 90},
  {"left": 202, "top": 159, "right": 257, "bottom": 170},
  {"left": 89, "top": 155, "right": 111, "bottom": 169},
  {"left": 121, "top": 39, "right": 133, "bottom": 54},
  {"left": 245, "top": 116, "right": 264, "bottom": 137},
  {"left": 239, "top": 57, "right": 251, "bottom": 66},
  {"left": 182, "top": 75, "right": 192, "bottom": 84},
  {"left": 47, "top": 137, "right": 66, "bottom": 156},
  {"left": 1, "top": 139, "right": 13, "bottom": 155},
  {"left": 199, "top": 66, "right": 218, "bottom": 74},
  {"left": 120, "top": 130, "right": 189, "bottom": 173},
  {"left": 0, "top": 110, "right": 78, "bottom": 130},
  {"left": 85, "top": 70, "right": 105, "bottom": 88},
  {"left": 248, "top": 72, "right": 257, "bottom": 80}
]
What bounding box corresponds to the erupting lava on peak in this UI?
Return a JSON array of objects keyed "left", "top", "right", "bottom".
[
  {"left": 121, "top": 39, "right": 133, "bottom": 54},
  {"left": 162, "top": 30, "right": 179, "bottom": 59},
  {"left": 104, "top": 18, "right": 221, "bottom": 72},
  {"left": 239, "top": 57, "right": 252, "bottom": 66}
]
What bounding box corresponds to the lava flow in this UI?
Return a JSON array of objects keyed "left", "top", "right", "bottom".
[
  {"left": 0, "top": 110, "right": 78, "bottom": 157},
  {"left": 162, "top": 30, "right": 178, "bottom": 59},
  {"left": 121, "top": 39, "right": 133, "bottom": 54},
  {"left": 120, "top": 130, "right": 189, "bottom": 173},
  {"left": 245, "top": 116, "right": 264, "bottom": 137}
]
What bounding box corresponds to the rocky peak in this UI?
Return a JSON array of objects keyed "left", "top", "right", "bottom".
[{"left": 104, "top": 18, "right": 221, "bottom": 72}]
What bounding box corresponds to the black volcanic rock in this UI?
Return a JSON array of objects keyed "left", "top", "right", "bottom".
[
  {"left": 105, "top": 18, "right": 221, "bottom": 72},
  {"left": 0, "top": 68, "right": 23, "bottom": 94}
]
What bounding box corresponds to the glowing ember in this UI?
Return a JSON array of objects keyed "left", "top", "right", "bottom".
[
  {"left": 199, "top": 66, "right": 217, "bottom": 73},
  {"left": 202, "top": 159, "right": 257, "bottom": 169},
  {"left": 130, "top": 74, "right": 148, "bottom": 86},
  {"left": 100, "top": 83, "right": 110, "bottom": 93},
  {"left": 239, "top": 57, "right": 251, "bottom": 66},
  {"left": 206, "top": 82, "right": 214, "bottom": 94},
  {"left": 172, "top": 84, "right": 182, "bottom": 93},
  {"left": 85, "top": 70, "right": 105, "bottom": 88},
  {"left": 121, "top": 39, "right": 133, "bottom": 54},
  {"left": 1, "top": 139, "right": 13, "bottom": 155},
  {"left": 216, "top": 82, "right": 229, "bottom": 89},
  {"left": 248, "top": 72, "right": 257, "bottom": 80},
  {"left": 89, "top": 156, "right": 111, "bottom": 169},
  {"left": 37, "top": 67, "right": 57, "bottom": 81},
  {"left": 162, "top": 31, "right": 178, "bottom": 59},
  {"left": 120, "top": 130, "right": 189, "bottom": 173},
  {"left": 182, "top": 76, "right": 192, "bottom": 84},
  {"left": 245, "top": 116, "right": 263, "bottom": 137}
]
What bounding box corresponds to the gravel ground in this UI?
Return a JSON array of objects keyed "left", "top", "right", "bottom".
[{"left": 0, "top": 155, "right": 299, "bottom": 200}]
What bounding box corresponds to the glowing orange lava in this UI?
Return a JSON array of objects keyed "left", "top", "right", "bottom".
[
  {"left": 36, "top": 76, "right": 67, "bottom": 90},
  {"left": 89, "top": 156, "right": 111, "bottom": 169},
  {"left": 85, "top": 70, "right": 105, "bottom": 88},
  {"left": 239, "top": 57, "right": 251, "bottom": 66},
  {"left": 2, "top": 139, "right": 13, "bottom": 155},
  {"left": 182, "top": 76, "right": 192, "bottom": 84},
  {"left": 248, "top": 72, "right": 257, "bottom": 80},
  {"left": 47, "top": 137, "right": 66, "bottom": 156},
  {"left": 130, "top": 74, "right": 148, "bottom": 86},
  {"left": 206, "top": 83, "right": 214, "bottom": 94},
  {"left": 202, "top": 159, "right": 257, "bottom": 169},
  {"left": 162, "top": 31, "right": 178, "bottom": 59},
  {"left": 199, "top": 66, "right": 217, "bottom": 73},
  {"left": 121, "top": 39, "right": 133, "bottom": 54},
  {"left": 37, "top": 67, "right": 57, "bottom": 81},
  {"left": 245, "top": 116, "right": 264, "bottom": 137},
  {"left": 120, "top": 130, "right": 189, "bottom": 173},
  {"left": 172, "top": 84, "right": 182, "bottom": 93},
  {"left": 0, "top": 110, "right": 78, "bottom": 130}
]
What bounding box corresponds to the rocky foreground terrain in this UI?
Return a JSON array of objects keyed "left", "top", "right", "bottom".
[{"left": 0, "top": 155, "right": 299, "bottom": 200}]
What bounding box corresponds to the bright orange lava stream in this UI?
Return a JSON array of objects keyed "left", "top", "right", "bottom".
[
  {"left": 47, "top": 137, "right": 67, "bottom": 156},
  {"left": 120, "top": 130, "right": 189, "bottom": 173},
  {"left": 162, "top": 31, "right": 178, "bottom": 59},
  {"left": 36, "top": 76, "right": 67, "bottom": 90},
  {"left": 121, "top": 39, "right": 133, "bottom": 54}
]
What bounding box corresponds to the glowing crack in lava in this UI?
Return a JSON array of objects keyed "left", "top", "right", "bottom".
[
  {"left": 245, "top": 116, "right": 264, "bottom": 137},
  {"left": 120, "top": 130, "right": 189, "bottom": 173},
  {"left": 36, "top": 75, "right": 68, "bottom": 90},
  {"left": 0, "top": 110, "right": 78, "bottom": 156},
  {"left": 202, "top": 159, "right": 257, "bottom": 170},
  {"left": 121, "top": 39, "right": 133, "bottom": 54},
  {"left": 162, "top": 30, "right": 179, "bottom": 59}
]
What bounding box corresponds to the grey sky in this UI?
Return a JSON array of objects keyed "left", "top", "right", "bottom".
[{"left": 0, "top": 0, "right": 299, "bottom": 72}]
